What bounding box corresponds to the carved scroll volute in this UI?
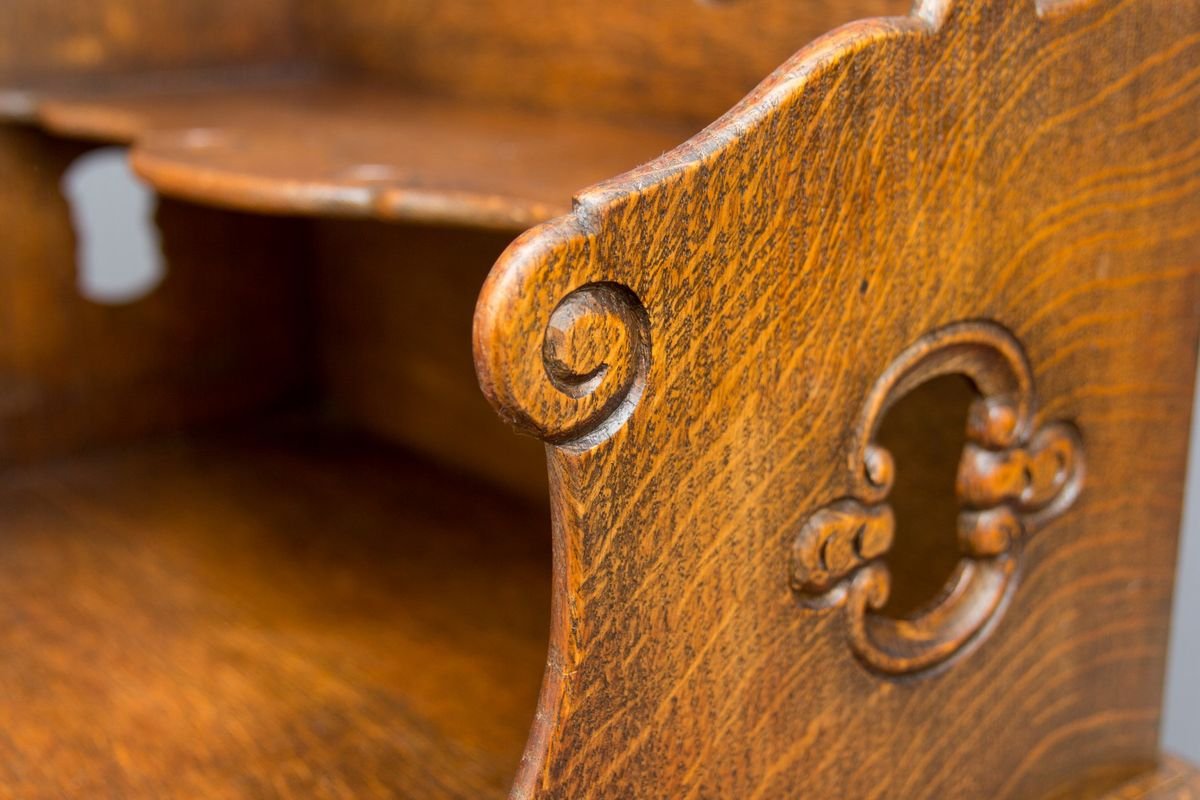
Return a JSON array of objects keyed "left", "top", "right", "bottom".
[
  {"left": 790, "top": 322, "right": 1084, "bottom": 675},
  {"left": 474, "top": 220, "right": 651, "bottom": 451}
]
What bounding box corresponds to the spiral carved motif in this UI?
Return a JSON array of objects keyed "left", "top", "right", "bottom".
[
  {"left": 537, "top": 282, "right": 651, "bottom": 449},
  {"left": 476, "top": 273, "right": 651, "bottom": 452}
]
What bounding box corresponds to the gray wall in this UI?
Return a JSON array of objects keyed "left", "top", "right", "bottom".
[{"left": 1163, "top": 362, "right": 1200, "bottom": 760}]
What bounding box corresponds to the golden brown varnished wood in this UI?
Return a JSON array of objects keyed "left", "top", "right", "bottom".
[
  {"left": 3, "top": 0, "right": 911, "bottom": 124},
  {"left": 0, "top": 420, "right": 549, "bottom": 799},
  {"left": 1, "top": 0, "right": 911, "bottom": 229},
  {"left": 1, "top": 0, "right": 1197, "bottom": 796},
  {"left": 475, "top": 0, "right": 1200, "bottom": 796},
  {"left": 789, "top": 322, "right": 1085, "bottom": 674},
  {"left": 124, "top": 86, "right": 690, "bottom": 230},
  {"left": 0, "top": 79, "right": 690, "bottom": 229}
]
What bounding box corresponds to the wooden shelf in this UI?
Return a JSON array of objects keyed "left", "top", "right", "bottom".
[
  {"left": 5, "top": 74, "right": 691, "bottom": 229},
  {"left": 0, "top": 420, "right": 550, "bottom": 798}
]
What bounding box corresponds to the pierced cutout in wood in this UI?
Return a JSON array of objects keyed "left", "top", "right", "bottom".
[{"left": 790, "top": 321, "right": 1084, "bottom": 675}]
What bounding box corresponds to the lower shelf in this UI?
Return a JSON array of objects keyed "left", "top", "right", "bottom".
[{"left": 0, "top": 421, "right": 550, "bottom": 798}]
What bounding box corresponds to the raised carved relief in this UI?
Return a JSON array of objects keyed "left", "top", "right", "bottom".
[
  {"left": 540, "top": 282, "right": 651, "bottom": 449},
  {"left": 790, "top": 321, "right": 1084, "bottom": 675},
  {"left": 476, "top": 273, "right": 651, "bottom": 453},
  {"left": 792, "top": 500, "right": 894, "bottom": 604}
]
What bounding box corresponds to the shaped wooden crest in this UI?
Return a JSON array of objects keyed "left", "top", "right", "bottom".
[{"left": 476, "top": 0, "right": 1200, "bottom": 796}]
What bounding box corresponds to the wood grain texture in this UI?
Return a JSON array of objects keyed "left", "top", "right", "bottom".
[
  {"left": 475, "top": 0, "right": 1200, "bottom": 796},
  {"left": 125, "top": 85, "right": 690, "bottom": 230},
  {"left": 789, "top": 321, "right": 1085, "bottom": 675},
  {"left": 0, "top": 1, "right": 911, "bottom": 229},
  {"left": 2, "top": 0, "right": 910, "bottom": 128},
  {"left": 6, "top": 79, "right": 691, "bottom": 229},
  {"left": 0, "top": 420, "right": 549, "bottom": 799}
]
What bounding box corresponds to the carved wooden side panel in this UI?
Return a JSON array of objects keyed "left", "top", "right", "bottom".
[
  {"left": 789, "top": 321, "right": 1085, "bottom": 674},
  {"left": 475, "top": 0, "right": 1200, "bottom": 797}
]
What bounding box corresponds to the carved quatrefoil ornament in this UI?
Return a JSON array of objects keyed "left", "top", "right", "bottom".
[{"left": 790, "top": 321, "right": 1083, "bottom": 676}]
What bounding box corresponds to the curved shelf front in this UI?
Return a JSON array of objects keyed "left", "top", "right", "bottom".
[{"left": 3, "top": 74, "right": 691, "bottom": 230}]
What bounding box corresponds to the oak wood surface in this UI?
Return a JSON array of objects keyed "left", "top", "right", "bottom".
[
  {"left": 475, "top": 0, "right": 1200, "bottom": 796},
  {"left": 1, "top": 0, "right": 1197, "bottom": 796},
  {"left": 6, "top": 78, "right": 691, "bottom": 229},
  {"left": 2, "top": 0, "right": 911, "bottom": 126},
  {"left": 125, "top": 84, "right": 691, "bottom": 230},
  {"left": 0, "top": 0, "right": 915, "bottom": 229},
  {"left": 0, "top": 419, "right": 550, "bottom": 799}
]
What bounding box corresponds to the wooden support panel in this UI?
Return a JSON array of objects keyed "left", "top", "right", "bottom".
[{"left": 473, "top": 0, "right": 1200, "bottom": 796}]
